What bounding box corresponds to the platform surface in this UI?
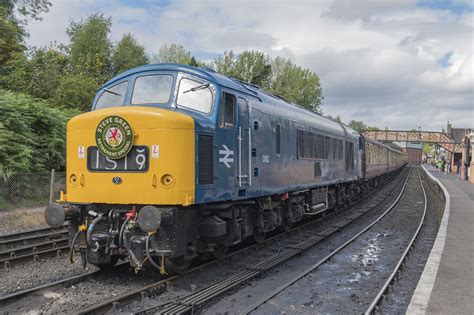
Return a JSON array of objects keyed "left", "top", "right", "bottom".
[{"left": 407, "top": 165, "right": 474, "bottom": 314}]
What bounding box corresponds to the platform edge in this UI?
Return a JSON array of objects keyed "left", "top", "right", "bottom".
[{"left": 406, "top": 165, "right": 451, "bottom": 315}]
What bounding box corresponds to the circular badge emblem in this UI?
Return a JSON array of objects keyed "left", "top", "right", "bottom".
[{"left": 95, "top": 116, "right": 134, "bottom": 159}]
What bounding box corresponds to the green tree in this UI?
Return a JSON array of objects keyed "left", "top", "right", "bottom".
[
  {"left": 348, "top": 120, "right": 367, "bottom": 132},
  {"left": 235, "top": 50, "right": 272, "bottom": 88},
  {"left": 189, "top": 56, "right": 199, "bottom": 67},
  {"left": 153, "top": 43, "right": 192, "bottom": 64},
  {"left": 270, "top": 57, "right": 323, "bottom": 112},
  {"left": 0, "top": 88, "right": 77, "bottom": 175},
  {"left": 0, "top": 5, "right": 26, "bottom": 67},
  {"left": 2, "top": 45, "right": 69, "bottom": 99},
  {"left": 213, "top": 50, "right": 272, "bottom": 88},
  {"left": 213, "top": 50, "right": 236, "bottom": 75},
  {"left": 366, "top": 126, "right": 380, "bottom": 131},
  {"left": 423, "top": 143, "right": 434, "bottom": 154},
  {"left": 8, "top": 0, "right": 51, "bottom": 22},
  {"left": 67, "top": 14, "right": 112, "bottom": 82},
  {"left": 328, "top": 115, "right": 342, "bottom": 123},
  {"left": 52, "top": 73, "right": 99, "bottom": 111},
  {"left": 112, "top": 33, "right": 148, "bottom": 75},
  {"left": 0, "top": 0, "right": 51, "bottom": 68}
]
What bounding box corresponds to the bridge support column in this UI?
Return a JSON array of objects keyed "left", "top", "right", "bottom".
[{"left": 460, "top": 136, "right": 470, "bottom": 181}]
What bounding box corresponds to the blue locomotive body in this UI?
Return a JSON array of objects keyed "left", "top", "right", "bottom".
[
  {"left": 47, "top": 64, "right": 406, "bottom": 274},
  {"left": 193, "top": 71, "right": 362, "bottom": 204}
]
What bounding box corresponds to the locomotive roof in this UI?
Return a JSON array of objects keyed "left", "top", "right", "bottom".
[
  {"left": 102, "top": 63, "right": 245, "bottom": 92},
  {"left": 101, "top": 63, "right": 360, "bottom": 140}
]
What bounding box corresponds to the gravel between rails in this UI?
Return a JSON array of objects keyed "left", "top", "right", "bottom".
[
  {"left": 377, "top": 169, "right": 444, "bottom": 313},
  {"left": 0, "top": 255, "right": 95, "bottom": 298},
  {"left": 234, "top": 167, "right": 436, "bottom": 314}
]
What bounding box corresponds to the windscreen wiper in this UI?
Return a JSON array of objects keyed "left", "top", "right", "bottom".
[
  {"left": 103, "top": 88, "right": 121, "bottom": 96},
  {"left": 183, "top": 83, "right": 210, "bottom": 94}
]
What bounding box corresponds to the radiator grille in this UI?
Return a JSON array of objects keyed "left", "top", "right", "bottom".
[{"left": 198, "top": 135, "right": 214, "bottom": 185}]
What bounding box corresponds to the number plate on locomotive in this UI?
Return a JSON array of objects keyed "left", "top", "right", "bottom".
[{"left": 87, "top": 146, "right": 149, "bottom": 172}]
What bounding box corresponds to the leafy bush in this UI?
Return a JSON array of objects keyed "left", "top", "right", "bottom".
[
  {"left": 52, "top": 73, "right": 98, "bottom": 111},
  {"left": 0, "top": 89, "right": 78, "bottom": 176}
]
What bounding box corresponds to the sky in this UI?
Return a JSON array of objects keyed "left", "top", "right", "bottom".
[{"left": 26, "top": 0, "right": 473, "bottom": 131}]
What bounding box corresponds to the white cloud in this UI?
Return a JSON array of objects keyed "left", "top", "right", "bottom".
[{"left": 26, "top": 0, "right": 473, "bottom": 131}]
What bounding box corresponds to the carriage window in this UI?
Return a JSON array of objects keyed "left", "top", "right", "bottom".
[
  {"left": 305, "top": 132, "right": 313, "bottom": 158},
  {"left": 337, "top": 140, "right": 343, "bottom": 160},
  {"left": 131, "top": 74, "right": 173, "bottom": 105},
  {"left": 345, "top": 142, "right": 354, "bottom": 170},
  {"left": 316, "top": 135, "right": 324, "bottom": 159},
  {"left": 324, "top": 136, "right": 330, "bottom": 159},
  {"left": 331, "top": 138, "right": 337, "bottom": 159},
  {"left": 95, "top": 81, "right": 128, "bottom": 110},
  {"left": 177, "top": 78, "right": 213, "bottom": 113},
  {"left": 219, "top": 93, "right": 235, "bottom": 128},
  {"left": 298, "top": 130, "right": 305, "bottom": 158},
  {"left": 275, "top": 124, "right": 281, "bottom": 155}
]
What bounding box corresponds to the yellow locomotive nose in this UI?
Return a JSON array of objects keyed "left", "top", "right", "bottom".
[{"left": 64, "top": 106, "right": 195, "bottom": 206}]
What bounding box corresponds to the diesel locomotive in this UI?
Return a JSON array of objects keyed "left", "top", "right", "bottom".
[{"left": 44, "top": 64, "right": 407, "bottom": 274}]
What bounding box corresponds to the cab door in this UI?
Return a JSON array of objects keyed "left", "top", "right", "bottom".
[
  {"left": 237, "top": 97, "right": 250, "bottom": 189},
  {"left": 215, "top": 92, "right": 238, "bottom": 199}
]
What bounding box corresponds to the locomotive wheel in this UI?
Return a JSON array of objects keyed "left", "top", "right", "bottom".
[
  {"left": 253, "top": 230, "right": 266, "bottom": 244},
  {"left": 211, "top": 244, "right": 228, "bottom": 259},
  {"left": 166, "top": 256, "right": 192, "bottom": 275},
  {"left": 282, "top": 219, "right": 293, "bottom": 233}
]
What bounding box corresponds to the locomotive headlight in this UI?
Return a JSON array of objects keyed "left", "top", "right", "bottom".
[
  {"left": 137, "top": 205, "right": 162, "bottom": 232},
  {"left": 161, "top": 174, "right": 175, "bottom": 188}
]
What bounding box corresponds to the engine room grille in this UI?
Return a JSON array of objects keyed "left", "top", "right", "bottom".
[{"left": 198, "top": 135, "right": 214, "bottom": 185}]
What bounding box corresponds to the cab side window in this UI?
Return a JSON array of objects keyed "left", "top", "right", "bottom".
[
  {"left": 275, "top": 124, "right": 281, "bottom": 155},
  {"left": 219, "top": 92, "right": 235, "bottom": 128}
]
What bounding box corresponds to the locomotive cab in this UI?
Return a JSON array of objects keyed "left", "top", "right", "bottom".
[{"left": 45, "top": 65, "right": 225, "bottom": 273}]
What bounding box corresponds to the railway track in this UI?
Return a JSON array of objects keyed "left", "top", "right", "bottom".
[
  {"left": 0, "top": 226, "right": 69, "bottom": 268},
  {"left": 240, "top": 167, "right": 426, "bottom": 314},
  {"left": 74, "top": 168, "right": 409, "bottom": 315},
  {"left": 135, "top": 169, "right": 413, "bottom": 315},
  {"left": 364, "top": 169, "right": 427, "bottom": 314}
]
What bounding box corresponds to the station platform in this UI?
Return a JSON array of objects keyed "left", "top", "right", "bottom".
[{"left": 407, "top": 165, "right": 474, "bottom": 314}]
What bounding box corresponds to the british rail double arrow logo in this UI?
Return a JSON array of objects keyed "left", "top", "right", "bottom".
[{"left": 219, "top": 145, "right": 234, "bottom": 168}]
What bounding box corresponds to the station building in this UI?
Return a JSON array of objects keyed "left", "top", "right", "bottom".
[
  {"left": 393, "top": 141, "right": 423, "bottom": 164},
  {"left": 446, "top": 122, "right": 472, "bottom": 173}
]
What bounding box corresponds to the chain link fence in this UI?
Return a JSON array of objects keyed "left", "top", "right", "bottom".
[{"left": 0, "top": 171, "right": 66, "bottom": 211}]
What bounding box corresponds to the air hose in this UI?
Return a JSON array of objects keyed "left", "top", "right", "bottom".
[
  {"left": 69, "top": 224, "right": 87, "bottom": 264},
  {"left": 118, "top": 217, "right": 131, "bottom": 248},
  {"left": 145, "top": 232, "right": 167, "bottom": 275},
  {"left": 121, "top": 220, "right": 140, "bottom": 265},
  {"left": 86, "top": 215, "right": 105, "bottom": 252}
]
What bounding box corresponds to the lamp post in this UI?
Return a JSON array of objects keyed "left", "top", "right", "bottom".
[{"left": 468, "top": 131, "right": 474, "bottom": 183}]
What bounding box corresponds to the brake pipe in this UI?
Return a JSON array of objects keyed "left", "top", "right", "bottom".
[
  {"left": 121, "top": 222, "right": 141, "bottom": 266},
  {"left": 145, "top": 232, "right": 167, "bottom": 275},
  {"left": 118, "top": 217, "right": 131, "bottom": 249},
  {"left": 86, "top": 215, "right": 106, "bottom": 252},
  {"left": 69, "top": 224, "right": 86, "bottom": 264}
]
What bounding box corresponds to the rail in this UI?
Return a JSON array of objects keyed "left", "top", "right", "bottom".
[{"left": 242, "top": 168, "right": 414, "bottom": 314}]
